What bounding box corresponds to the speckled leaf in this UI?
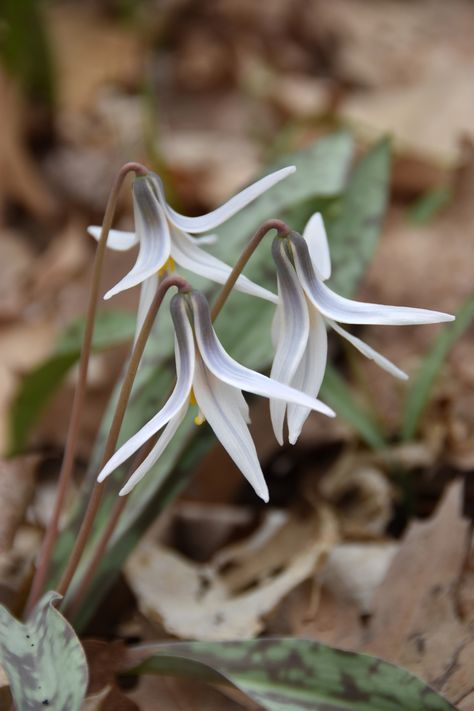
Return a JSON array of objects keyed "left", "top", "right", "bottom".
[
  {"left": 0, "top": 591, "right": 88, "bottom": 711},
  {"left": 126, "top": 638, "right": 455, "bottom": 711}
]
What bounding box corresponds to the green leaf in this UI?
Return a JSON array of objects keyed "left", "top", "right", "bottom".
[
  {"left": 125, "top": 638, "right": 454, "bottom": 711},
  {"left": 408, "top": 186, "right": 452, "bottom": 225},
  {"left": 326, "top": 136, "right": 391, "bottom": 297},
  {"left": 53, "top": 133, "right": 391, "bottom": 629},
  {"left": 0, "top": 591, "right": 88, "bottom": 711},
  {"left": 402, "top": 294, "right": 474, "bottom": 441},
  {"left": 0, "top": 0, "right": 55, "bottom": 105},
  {"left": 8, "top": 310, "right": 136, "bottom": 454},
  {"left": 321, "top": 366, "right": 386, "bottom": 450}
]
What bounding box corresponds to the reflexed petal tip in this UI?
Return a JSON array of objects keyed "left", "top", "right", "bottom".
[{"left": 87, "top": 226, "right": 139, "bottom": 252}]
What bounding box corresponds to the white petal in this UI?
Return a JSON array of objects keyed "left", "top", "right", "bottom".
[
  {"left": 270, "top": 239, "right": 310, "bottom": 444},
  {"left": 193, "top": 233, "right": 218, "bottom": 246},
  {"left": 150, "top": 167, "right": 296, "bottom": 233},
  {"left": 291, "top": 233, "right": 455, "bottom": 325},
  {"left": 328, "top": 319, "right": 408, "bottom": 380},
  {"left": 104, "top": 178, "right": 171, "bottom": 300},
  {"left": 169, "top": 224, "right": 278, "bottom": 304},
  {"left": 119, "top": 406, "right": 188, "bottom": 496},
  {"left": 135, "top": 275, "right": 158, "bottom": 342},
  {"left": 87, "top": 226, "right": 139, "bottom": 252},
  {"left": 191, "top": 291, "right": 335, "bottom": 418},
  {"left": 287, "top": 303, "right": 328, "bottom": 445},
  {"left": 193, "top": 357, "right": 269, "bottom": 502},
  {"left": 302, "top": 212, "right": 331, "bottom": 280},
  {"left": 97, "top": 296, "right": 194, "bottom": 482}
]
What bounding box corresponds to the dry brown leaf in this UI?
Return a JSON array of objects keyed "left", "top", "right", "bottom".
[
  {"left": 0, "top": 456, "right": 38, "bottom": 553},
  {"left": 46, "top": 4, "right": 143, "bottom": 115},
  {"left": 126, "top": 506, "right": 338, "bottom": 640},
  {"left": 362, "top": 480, "right": 473, "bottom": 706},
  {"left": 315, "top": 453, "right": 394, "bottom": 538},
  {"left": 0, "top": 72, "right": 58, "bottom": 220}
]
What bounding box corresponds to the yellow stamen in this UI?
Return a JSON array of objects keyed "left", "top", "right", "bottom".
[
  {"left": 194, "top": 411, "right": 206, "bottom": 426},
  {"left": 158, "top": 256, "right": 175, "bottom": 276},
  {"left": 189, "top": 388, "right": 197, "bottom": 406}
]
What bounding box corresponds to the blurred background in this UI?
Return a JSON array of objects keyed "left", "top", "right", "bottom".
[{"left": 1, "top": 1, "right": 474, "bottom": 707}]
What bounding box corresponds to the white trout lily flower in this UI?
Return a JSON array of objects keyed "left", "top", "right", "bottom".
[
  {"left": 88, "top": 167, "right": 295, "bottom": 329},
  {"left": 270, "top": 213, "right": 455, "bottom": 445},
  {"left": 97, "top": 290, "right": 335, "bottom": 502}
]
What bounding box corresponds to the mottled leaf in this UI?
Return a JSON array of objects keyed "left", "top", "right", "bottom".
[
  {"left": 125, "top": 638, "right": 455, "bottom": 711},
  {"left": 0, "top": 591, "right": 88, "bottom": 711},
  {"left": 402, "top": 293, "right": 474, "bottom": 440},
  {"left": 327, "top": 137, "right": 391, "bottom": 297},
  {"left": 8, "top": 310, "right": 136, "bottom": 454}
]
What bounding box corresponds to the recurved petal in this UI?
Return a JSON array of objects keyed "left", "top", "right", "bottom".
[
  {"left": 87, "top": 226, "right": 139, "bottom": 252},
  {"left": 169, "top": 224, "right": 277, "bottom": 303},
  {"left": 150, "top": 167, "right": 296, "bottom": 234},
  {"left": 191, "top": 290, "right": 335, "bottom": 418},
  {"left": 302, "top": 212, "right": 331, "bottom": 280},
  {"left": 291, "top": 232, "right": 455, "bottom": 325},
  {"left": 270, "top": 239, "right": 310, "bottom": 444},
  {"left": 193, "top": 356, "right": 269, "bottom": 502},
  {"left": 119, "top": 406, "right": 188, "bottom": 496},
  {"left": 104, "top": 177, "right": 171, "bottom": 300},
  {"left": 328, "top": 319, "right": 408, "bottom": 380},
  {"left": 287, "top": 303, "right": 328, "bottom": 444},
  {"left": 97, "top": 295, "right": 195, "bottom": 483}
]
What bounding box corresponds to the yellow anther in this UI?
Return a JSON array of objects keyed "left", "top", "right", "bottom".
[
  {"left": 158, "top": 256, "right": 176, "bottom": 276},
  {"left": 194, "top": 411, "right": 206, "bottom": 426},
  {"left": 189, "top": 388, "right": 197, "bottom": 406}
]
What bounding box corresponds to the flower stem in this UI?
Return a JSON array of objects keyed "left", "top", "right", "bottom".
[
  {"left": 211, "top": 218, "right": 290, "bottom": 321},
  {"left": 26, "top": 162, "right": 148, "bottom": 615},
  {"left": 55, "top": 275, "right": 190, "bottom": 600}
]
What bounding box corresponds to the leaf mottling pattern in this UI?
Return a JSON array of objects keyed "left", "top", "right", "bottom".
[{"left": 0, "top": 591, "right": 88, "bottom": 710}]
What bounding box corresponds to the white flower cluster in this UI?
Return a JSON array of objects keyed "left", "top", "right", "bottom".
[{"left": 90, "top": 168, "right": 453, "bottom": 501}]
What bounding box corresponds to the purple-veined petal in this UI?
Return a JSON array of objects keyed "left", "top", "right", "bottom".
[
  {"left": 104, "top": 178, "right": 171, "bottom": 300},
  {"left": 291, "top": 232, "right": 454, "bottom": 325},
  {"left": 97, "top": 295, "right": 194, "bottom": 482},
  {"left": 302, "top": 212, "right": 331, "bottom": 281},
  {"left": 190, "top": 291, "right": 335, "bottom": 418},
  {"left": 119, "top": 406, "right": 188, "bottom": 496},
  {"left": 328, "top": 319, "right": 408, "bottom": 380},
  {"left": 193, "top": 356, "right": 269, "bottom": 502},
  {"left": 169, "top": 224, "right": 277, "bottom": 304},
  {"left": 270, "top": 239, "right": 310, "bottom": 444},
  {"left": 287, "top": 302, "right": 328, "bottom": 444},
  {"left": 150, "top": 166, "right": 296, "bottom": 234},
  {"left": 87, "top": 226, "right": 139, "bottom": 252}
]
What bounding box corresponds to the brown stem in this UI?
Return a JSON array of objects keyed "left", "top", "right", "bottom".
[
  {"left": 26, "top": 162, "right": 148, "bottom": 615},
  {"left": 63, "top": 434, "right": 157, "bottom": 618},
  {"left": 55, "top": 275, "right": 190, "bottom": 599},
  {"left": 211, "top": 218, "right": 290, "bottom": 321}
]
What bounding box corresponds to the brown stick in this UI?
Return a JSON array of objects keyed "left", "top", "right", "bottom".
[
  {"left": 211, "top": 218, "right": 290, "bottom": 321},
  {"left": 26, "top": 162, "right": 148, "bottom": 614}
]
